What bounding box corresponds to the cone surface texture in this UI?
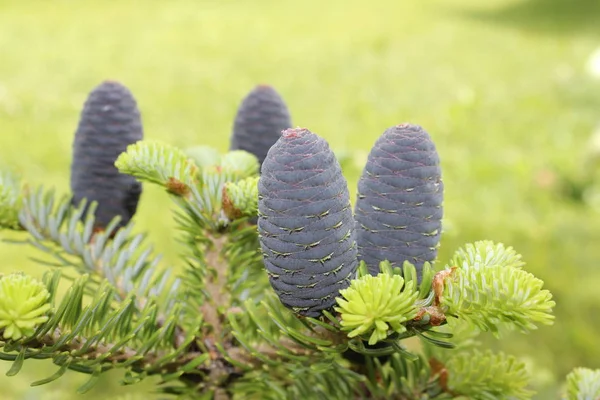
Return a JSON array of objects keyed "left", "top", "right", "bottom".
[
  {"left": 230, "top": 85, "right": 292, "bottom": 168},
  {"left": 355, "top": 124, "right": 443, "bottom": 279},
  {"left": 258, "top": 128, "right": 358, "bottom": 317},
  {"left": 70, "top": 81, "right": 143, "bottom": 229}
]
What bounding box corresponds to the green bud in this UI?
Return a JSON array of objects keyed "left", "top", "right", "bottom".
[
  {"left": 566, "top": 367, "right": 600, "bottom": 400},
  {"left": 335, "top": 273, "right": 419, "bottom": 345},
  {"left": 186, "top": 145, "right": 222, "bottom": 169},
  {"left": 220, "top": 150, "right": 260, "bottom": 180},
  {"left": 0, "top": 170, "right": 22, "bottom": 230},
  {"left": 223, "top": 176, "right": 259, "bottom": 219},
  {"left": 0, "top": 273, "right": 51, "bottom": 340}
]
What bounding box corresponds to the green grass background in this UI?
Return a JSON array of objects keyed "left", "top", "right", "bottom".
[{"left": 1, "top": 0, "right": 600, "bottom": 398}]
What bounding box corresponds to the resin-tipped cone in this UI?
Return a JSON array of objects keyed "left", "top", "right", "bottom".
[
  {"left": 354, "top": 123, "right": 443, "bottom": 279},
  {"left": 258, "top": 128, "right": 358, "bottom": 317},
  {"left": 70, "top": 81, "right": 143, "bottom": 230}
]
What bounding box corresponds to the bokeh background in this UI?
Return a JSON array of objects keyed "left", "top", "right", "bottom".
[{"left": 1, "top": 0, "right": 600, "bottom": 398}]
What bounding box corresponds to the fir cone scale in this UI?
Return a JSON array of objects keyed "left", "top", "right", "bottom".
[
  {"left": 229, "top": 85, "right": 292, "bottom": 168},
  {"left": 70, "top": 81, "right": 144, "bottom": 230},
  {"left": 354, "top": 123, "right": 443, "bottom": 279},
  {"left": 258, "top": 128, "right": 358, "bottom": 317}
]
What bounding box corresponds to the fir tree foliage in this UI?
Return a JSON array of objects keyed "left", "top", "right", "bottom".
[
  {"left": 0, "top": 81, "right": 590, "bottom": 398},
  {"left": 565, "top": 368, "right": 600, "bottom": 400},
  {"left": 17, "top": 187, "right": 180, "bottom": 314},
  {"left": 0, "top": 134, "right": 566, "bottom": 399},
  {"left": 444, "top": 350, "right": 534, "bottom": 399},
  {"left": 186, "top": 145, "right": 222, "bottom": 169},
  {"left": 451, "top": 241, "right": 525, "bottom": 270},
  {"left": 115, "top": 140, "right": 199, "bottom": 196},
  {"left": 335, "top": 272, "right": 419, "bottom": 345},
  {"left": 223, "top": 176, "right": 259, "bottom": 219},
  {"left": 0, "top": 169, "right": 22, "bottom": 230},
  {"left": 0, "top": 273, "right": 51, "bottom": 340},
  {"left": 442, "top": 241, "right": 555, "bottom": 335}
]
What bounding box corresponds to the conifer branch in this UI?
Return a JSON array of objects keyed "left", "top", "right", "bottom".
[
  {"left": 565, "top": 367, "right": 600, "bottom": 400},
  {"left": 222, "top": 176, "right": 259, "bottom": 220},
  {"left": 186, "top": 146, "right": 222, "bottom": 169},
  {"left": 363, "top": 354, "right": 445, "bottom": 399},
  {"left": 0, "top": 270, "right": 202, "bottom": 394},
  {"left": 451, "top": 241, "right": 525, "bottom": 270},
  {"left": 0, "top": 169, "right": 23, "bottom": 230},
  {"left": 115, "top": 140, "right": 199, "bottom": 197},
  {"left": 0, "top": 117, "right": 567, "bottom": 399},
  {"left": 199, "top": 234, "right": 230, "bottom": 335},
  {"left": 441, "top": 241, "right": 555, "bottom": 335},
  {"left": 15, "top": 187, "right": 180, "bottom": 315},
  {"left": 442, "top": 350, "right": 533, "bottom": 399}
]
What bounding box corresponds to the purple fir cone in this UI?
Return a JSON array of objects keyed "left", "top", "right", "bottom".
[
  {"left": 258, "top": 128, "right": 358, "bottom": 317},
  {"left": 354, "top": 123, "right": 443, "bottom": 280},
  {"left": 70, "top": 81, "right": 143, "bottom": 231},
  {"left": 230, "top": 85, "right": 292, "bottom": 168}
]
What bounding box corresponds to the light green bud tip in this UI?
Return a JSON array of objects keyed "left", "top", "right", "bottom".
[
  {"left": 186, "top": 145, "right": 222, "bottom": 169},
  {"left": 224, "top": 176, "right": 259, "bottom": 218},
  {"left": 0, "top": 273, "right": 51, "bottom": 340},
  {"left": 220, "top": 150, "right": 259, "bottom": 179},
  {"left": 566, "top": 367, "right": 600, "bottom": 399},
  {"left": 335, "top": 273, "right": 419, "bottom": 345},
  {"left": 0, "top": 170, "right": 22, "bottom": 229}
]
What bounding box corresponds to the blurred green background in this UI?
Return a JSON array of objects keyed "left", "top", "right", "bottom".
[{"left": 1, "top": 0, "right": 600, "bottom": 398}]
